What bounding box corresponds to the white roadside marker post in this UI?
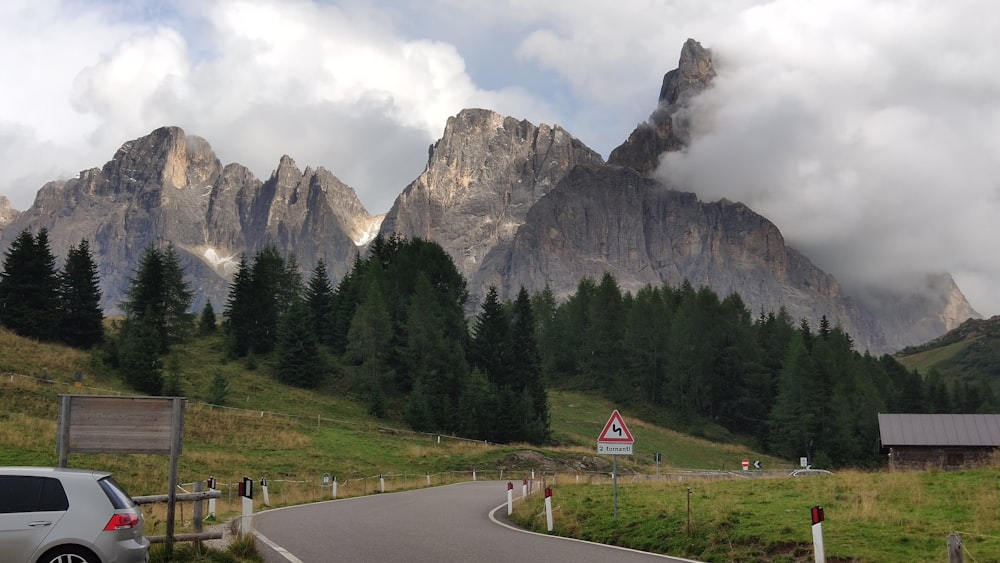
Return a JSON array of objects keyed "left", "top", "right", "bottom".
[
  {"left": 239, "top": 477, "right": 253, "bottom": 538},
  {"left": 522, "top": 479, "right": 528, "bottom": 499},
  {"left": 544, "top": 487, "right": 554, "bottom": 532},
  {"left": 507, "top": 482, "right": 514, "bottom": 516},
  {"left": 811, "top": 505, "right": 826, "bottom": 563},
  {"left": 260, "top": 478, "right": 270, "bottom": 507}
]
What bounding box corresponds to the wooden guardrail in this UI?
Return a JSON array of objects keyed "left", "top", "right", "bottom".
[{"left": 134, "top": 482, "right": 223, "bottom": 544}]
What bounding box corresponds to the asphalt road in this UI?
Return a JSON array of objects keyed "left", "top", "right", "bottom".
[{"left": 253, "top": 480, "right": 699, "bottom": 563}]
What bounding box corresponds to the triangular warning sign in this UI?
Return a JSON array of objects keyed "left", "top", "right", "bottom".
[{"left": 598, "top": 410, "right": 634, "bottom": 443}]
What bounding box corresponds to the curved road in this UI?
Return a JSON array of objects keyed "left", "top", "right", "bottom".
[{"left": 253, "top": 481, "right": 698, "bottom": 563}]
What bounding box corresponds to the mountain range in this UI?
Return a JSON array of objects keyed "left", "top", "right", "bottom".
[{"left": 0, "top": 39, "right": 978, "bottom": 354}]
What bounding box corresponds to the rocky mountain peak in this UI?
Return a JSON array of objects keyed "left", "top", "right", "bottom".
[
  {"left": 380, "top": 108, "right": 604, "bottom": 283},
  {"left": 608, "top": 38, "right": 714, "bottom": 174},
  {"left": 102, "top": 126, "right": 222, "bottom": 196},
  {"left": 659, "top": 38, "right": 716, "bottom": 106}
]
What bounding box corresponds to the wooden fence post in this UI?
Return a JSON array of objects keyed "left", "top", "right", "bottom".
[
  {"left": 193, "top": 481, "right": 203, "bottom": 548},
  {"left": 948, "top": 533, "right": 963, "bottom": 563}
]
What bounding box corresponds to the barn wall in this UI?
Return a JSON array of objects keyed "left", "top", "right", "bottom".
[{"left": 888, "top": 446, "right": 996, "bottom": 471}]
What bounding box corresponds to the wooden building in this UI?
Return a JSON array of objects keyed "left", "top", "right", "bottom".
[{"left": 878, "top": 413, "right": 1000, "bottom": 471}]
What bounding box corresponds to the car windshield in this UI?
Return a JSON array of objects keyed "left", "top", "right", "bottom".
[{"left": 99, "top": 476, "right": 136, "bottom": 509}]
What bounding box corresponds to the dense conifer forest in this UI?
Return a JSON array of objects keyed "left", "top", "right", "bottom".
[{"left": 2, "top": 230, "right": 995, "bottom": 468}]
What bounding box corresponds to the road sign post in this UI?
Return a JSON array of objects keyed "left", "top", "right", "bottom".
[{"left": 596, "top": 410, "right": 634, "bottom": 520}]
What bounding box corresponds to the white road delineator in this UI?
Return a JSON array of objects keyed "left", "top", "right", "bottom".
[
  {"left": 544, "top": 487, "right": 554, "bottom": 532},
  {"left": 811, "top": 505, "right": 825, "bottom": 563}
]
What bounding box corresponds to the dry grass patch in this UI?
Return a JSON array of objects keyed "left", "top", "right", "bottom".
[{"left": 0, "top": 412, "right": 56, "bottom": 450}]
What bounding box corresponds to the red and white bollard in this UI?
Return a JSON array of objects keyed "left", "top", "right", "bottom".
[
  {"left": 507, "top": 482, "right": 514, "bottom": 515},
  {"left": 811, "top": 505, "right": 825, "bottom": 563},
  {"left": 522, "top": 479, "right": 528, "bottom": 499},
  {"left": 544, "top": 487, "right": 554, "bottom": 532}
]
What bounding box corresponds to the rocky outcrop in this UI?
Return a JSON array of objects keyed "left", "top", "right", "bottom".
[
  {"left": 608, "top": 38, "right": 715, "bottom": 175},
  {"left": 473, "top": 164, "right": 886, "bottom": 352},
  {"left": 380, "top": 108, "right": 603, "bottom": 284},
  {"left": 0, "top": 126, "right": 377, "bottom": 313},
  {"left": 0, "top": 196, "right": 19, "bottom": 229},
  {"left": 854, "top": 273, "right": 981, "bottom": 351}
]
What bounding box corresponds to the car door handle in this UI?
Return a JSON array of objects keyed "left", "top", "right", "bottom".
[{"left": 28, "top": 521, "right": 52, "bottom": 527}]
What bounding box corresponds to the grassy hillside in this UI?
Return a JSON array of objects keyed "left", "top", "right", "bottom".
[
  {"left": 896, "top": 316, "right": 1000, "bottom": 391},
  {"left": 0, "top": 327, "right": 783, "bottom": 511}
]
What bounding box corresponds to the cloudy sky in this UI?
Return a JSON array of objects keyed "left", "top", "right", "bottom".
[{"left": 2, "top": 0, "right": 999, "bottom": 316}]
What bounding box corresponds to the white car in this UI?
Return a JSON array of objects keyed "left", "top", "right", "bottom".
[
  {"left": 789, "top": 468, "right": 834, "bottom": 477},
  {"left": 0, "top": 467, "right": 149, "bottom": 563}
]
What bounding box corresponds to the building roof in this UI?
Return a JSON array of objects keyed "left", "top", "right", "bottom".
[{"left": 878, "top": 413, "right": 1000, "bottom": 447}]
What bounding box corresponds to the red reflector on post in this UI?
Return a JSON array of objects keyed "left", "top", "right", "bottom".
[
  {"left": 545, "top": 487, "right": 552, "bottom": 498},
  {"left": 811, "top": 505, "right": 824, "bottom": 525},
  {"left": 507, "top": 481, "right": 513, "bottom": 490}
]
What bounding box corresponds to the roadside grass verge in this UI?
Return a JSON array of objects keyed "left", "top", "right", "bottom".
[{"left": 510, "top": 466, "right": 1000, "bottom": 562}]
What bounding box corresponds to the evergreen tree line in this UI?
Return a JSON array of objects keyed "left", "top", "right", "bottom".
[
  {"left": 0, "top": 228, "right": 104, "bottom": 348},
  {"left": 222, "top": 235, "right": 551, "bottom": 444},
  {"left": 7, "top": 228, "right": 993, "bottom": 462},
  {"left": 535, "top": 273, "right": 997, "bottom": 467}
]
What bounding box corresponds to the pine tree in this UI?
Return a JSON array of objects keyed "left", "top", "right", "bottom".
[
  {"left": 223, "top": 254, "right": 253, "bottom": 357},
  {"left": 247, "top": 246, "right": 286, "bottom": 355},
  {"left": 457, "top": 369, "right": 496, "bottom": 439},
  {"left": 122, "top": 244, "right": 194, "bottom": 354},
  {"left": 123, "top": 245, "right": 167, "bottom": 349},
  {"left": 160, "top": 243, "right": 195, "bottom": 345},
  {"left": 330, "top": 254, "right": 364, "bottom": 354},
  {"left": 58, "top": 239, "right": 104, "bottom": 348},
  {"left": 205, "top": 372, "right": 230, "bottom": 407},
  {"left": 0, "top": 228, "right": 60, "bottom": 340},
  {"left": 509, "top": 287, "right": 550, "bottom": 442},
  {"left": 587, "top": 273, "right": 625, "bottom": 395},
  {"left": 402, "top": 273, "right": 468, "bottom": 432},
  {"left": 276, "top": 296, "right": 323, "bottom": 388},
  {"left": 117, "top": 314, "right": 164, "bottom": 395},
  {"left": 306, "top": 260, "right": 335, "bottom": 345},
  {"left": 468, "top": 286, "right": 511, "bottom": 388},
  {"left": 346, "top": 277, "right": 393, "bottom": 403},
  {"left": 768, "top": 333, "right": 821, "bottom": 461},
  {"left": 199, "top": 301, "right": 217, "bottom": 334}
]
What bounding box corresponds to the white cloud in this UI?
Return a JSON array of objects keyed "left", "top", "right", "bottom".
[
  {"left": 0, "top": 0, "right": 998, "bottom": 317},
  {"left": 656, "top": 0, "right": 1000, "bottom": 315}
]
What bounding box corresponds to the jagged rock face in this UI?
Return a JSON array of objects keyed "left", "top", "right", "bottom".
[
  {"left": 0, "top": 126, "right": 375, "bottom": 313},
  {"left": 854, "top": 273, "right": 982, "bottom": 351},
  {"left": 473, "top": 164, "right": 886, "bottom": 352},
  {"left": 608, "top": 38, "right": 715, "bottom": 175},
  {"left": 0, "top": 197, "right": 19, "bottom": 229},
  {"left": 379, "top": 108, "right": 604, "bottom": 283}
]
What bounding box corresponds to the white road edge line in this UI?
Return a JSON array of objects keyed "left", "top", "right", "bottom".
[
  {"left": 254, "top": 530, "right": 305, "bottom": 563},
  {"left": 248, "top": 480, "right": 474, "bottom": 562},
  {"left": 487, "top": 499, "right": 704, "bottom": 563}
]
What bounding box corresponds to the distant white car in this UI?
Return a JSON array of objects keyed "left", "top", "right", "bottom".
[
  {"left": 790, "top": 468, "right": 834, "bottom": 477},
  {"left": 0, "top": 466, "right": 149, "bottom": 563}
]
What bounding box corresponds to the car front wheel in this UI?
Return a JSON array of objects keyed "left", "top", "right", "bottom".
[{"left": 37, "top": 546, "right": 98, "bottom": 563}]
